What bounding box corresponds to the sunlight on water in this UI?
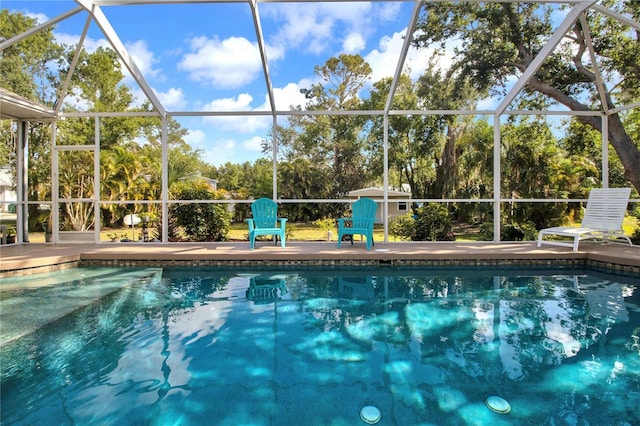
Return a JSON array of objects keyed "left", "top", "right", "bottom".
[{"left": 1, "top": 266, "right": 639, "bottom": 425}]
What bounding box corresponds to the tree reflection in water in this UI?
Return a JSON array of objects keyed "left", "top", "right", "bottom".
[{"left": 1, "top": 267, "right": 638, "bottom": 425}]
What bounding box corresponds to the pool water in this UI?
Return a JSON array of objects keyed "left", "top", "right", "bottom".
[{"left": 1, "top": 266, "right": 639, "bottom": 425}]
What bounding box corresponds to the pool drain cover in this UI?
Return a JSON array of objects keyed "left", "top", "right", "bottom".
[
  {"left": 360, "top": 405, "right": 381, "bottom": 424},
  {"left": 485, "top": 396, "right": 511, "bottom": 414}
]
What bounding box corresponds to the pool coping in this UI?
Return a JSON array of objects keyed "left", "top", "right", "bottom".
[{"left": 1, "top": 241, "right": 638, "bottom": 278}]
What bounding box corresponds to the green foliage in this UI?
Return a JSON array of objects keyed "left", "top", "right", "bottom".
[
  {"left": 313, "top": 218, "right": 336, "bottom": 232},
  {"left": 389, "top": 213, "right": 416, "bottom": 241},
  {"left": 630, "top": 207, "right": 640, "bottom": 245},
  {"left": 294, "top": 54, "right": 373, "bottom": 198},
  {"left": 413, "top": 204, "right": 455, "bottom": 241},
  {"left": 412, "top": 1, "right": 640, "bottom": 193},
  {"left": 169, "top": 182, "right": 231, "bottom": 242},
  {"left": 0, "top": 10, "right": 63, "bottom": 102},
  {"left": 503, "top": 221, "right": 538, "bottom": 242},
  {"left": 481, "top": 220, "right": 538, "bottom": 241}
]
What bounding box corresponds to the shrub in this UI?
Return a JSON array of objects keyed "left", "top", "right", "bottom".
[
  {"left": 481, "top": 220, "right": 537, "bottom": 241},
  {"left": 630, "top": 218, "right": 640, "bottom": 245},
  {"left": 170, "top": 181, "right": 231, "bottom": 242},
  {"left": 314, "top": 217, "right": 336, "bottom": 232},
  {"left": 413, "top": 204, "right": 455, "bottom": 241},
  {"left": 389, "top": 213, "right": 416, "bottom": 241}
]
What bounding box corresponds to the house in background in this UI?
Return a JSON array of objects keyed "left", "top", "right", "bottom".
[
  {"left": 347, "top": 187, "right": 412, "bottom": 223},
  {"left": 0, "top": 167, "right": 17, "bottom": 213}
]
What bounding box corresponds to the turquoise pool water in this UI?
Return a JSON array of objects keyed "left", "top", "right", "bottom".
[{"left": 1, "top": 266, "right": 639, "bottom": 425}]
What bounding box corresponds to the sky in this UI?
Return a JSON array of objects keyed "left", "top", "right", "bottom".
[{"left": 4, "top": 0, "right": 443, "bottom": 166}]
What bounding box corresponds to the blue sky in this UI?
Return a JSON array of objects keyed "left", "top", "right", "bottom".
[{"left": 4, "top": 1, "right": 443, "bottom": 166}]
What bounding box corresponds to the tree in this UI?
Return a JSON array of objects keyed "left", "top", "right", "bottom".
[
  {"left": 277, "top": 158, "right": 333, "bottom": 221},
  {"left": 54, "top": 47, "right": 140, "bottom": 230},
  {"left": 100, "top": 145, "right": 147, "bottom": 227},
  {"left": 1, "top": 11, "right": 62, "bottom": 231},
  {"left": 60, "top": 47, "right": 138, "bottom": 150},
  {"left": 501, "top": 115, "right": 567, "bottom": 228},
  {"left": 297, "top": 54, "right": 373, "bottom": 199},
  {"left": 0, "top": 10, "right": 63, "bottom": 102},
  {"left": 364, "top": 73, "right": 439, "bottom": 199},
  {"left": 412, "top": 1, "right": 640, "bottom": 192}
]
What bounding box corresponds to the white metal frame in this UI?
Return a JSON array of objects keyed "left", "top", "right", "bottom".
[{"left": 1, "top": 0, "right": 638, "bottom": 244}]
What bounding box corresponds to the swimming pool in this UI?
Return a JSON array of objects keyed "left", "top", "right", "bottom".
[{"left": 1, "top": 266, "right": 639, "bottom": 425}]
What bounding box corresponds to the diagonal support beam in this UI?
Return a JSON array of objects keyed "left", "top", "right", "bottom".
[
  {"left": 250, "top": 0, "right": 276, "bottom": 117},
  {"left": 592, "top": 4, "right": 640, "bottom": 31},
  {"left": 384, "top": 0, "right": 423, "bottom": 113},
  {"left": 495, "top": 0, "right": 598, "bottom": 115},
  {"left": 0, "top": 7, "right": 84, "bottom": 51},
  {"left": 74, "top": 0, "right": 166, "bottom": 117},
  {"left": 580, "top": 13, "right": 609, "bottom": 114},
  {"left": 55, "top": 14, "right": 94, "bottom": 114}
]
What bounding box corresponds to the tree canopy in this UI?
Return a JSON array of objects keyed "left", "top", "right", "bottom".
[{"left": 412, "top": 0, "right": 640, "bottom": 192}]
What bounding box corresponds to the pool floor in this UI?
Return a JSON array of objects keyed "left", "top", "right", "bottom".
[{"left": 1, "top": 266, "right": 639, "bottom": 425}]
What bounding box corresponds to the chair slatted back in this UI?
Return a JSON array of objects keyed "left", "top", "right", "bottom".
[
  {"left": 251, "top": 198, "right": 279, "bottom": 229},
  {"left": 581, "top": 188, "right": 631, "bottom": 230},
  {"left": 351, "top": 198, "right": 378, "bottom": 229}
]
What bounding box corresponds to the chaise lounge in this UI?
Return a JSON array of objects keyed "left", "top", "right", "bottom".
[{"left": 537, "top": 187, "right": 632, "bottom": 251}]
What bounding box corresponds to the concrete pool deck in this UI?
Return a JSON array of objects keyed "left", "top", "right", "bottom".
[{"left": 1, "top": 240, "right": 638, "bottom": 276}]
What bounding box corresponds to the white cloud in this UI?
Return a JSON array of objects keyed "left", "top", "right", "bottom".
[
  {"left": 24, "top": 11, "right": 49, "bottom": 24},
  {"left": 202, "top": 135, "right": 264, "bottom": 166},
  {"left": 201, "top": 94, "right": 270, "bottom": 133},
  {"left": 203, "top": 93, "right": 255, "bottom": 111},
  {"left": 265, "top": 2, "right": 401, "bottom": 58},
  {"left": 376, "top": 2, "right": 403, "bottom": 22},
  {"left": 205, "top": 142, "right": 232, "bottom": 165},
  {"left": 179, "top": 36, "right": 283, "bottom": 89},
  {"left": 185, "top": 129, "right": 262, "bottom": 166},
  {"left": 343, "top": 32, "right": 366, "bottom": 54},
  {"left": 268, "top": 5, "right": 334, "bottom": 54},
  {"left": 184, "top": 129, "right": 206, "bottom": 147},
  {"left": 157, "top": 87, "right": 187, "bottom": 110},
  {"left": 54, "top": 32, "right": 109, "bottom": 53},
  {"left": 364, "top": 31, "right": 407, "bottom": 82},
  {"left": 364, "top": 29, "right": 454, "bottom": 83},
  {"left": 272, "top": 82, "right": 309, "bottom": 110},
  {"left": 126, "top": 40, "right": 161, "bottom": 81},
  {"left": 241, "top": 136, "right": 265, "bottom": 153},
  {"left": 198, "top": 137, "right": 243, "bottom": 166}
]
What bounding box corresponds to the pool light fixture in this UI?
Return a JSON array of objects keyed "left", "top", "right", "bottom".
[
  {"left": 360, "top": 405, "right": 381, "bottom": 424},
  {"left": 485, "top": 395, "right": 511, "bottom": 414}
]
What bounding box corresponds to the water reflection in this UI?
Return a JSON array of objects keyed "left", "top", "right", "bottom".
[
  {"left": 1, "top": 267, "right": 638, "bottom": 425},
  {"left": 245, "top": 274, "right": 289, "bottom": 304}
]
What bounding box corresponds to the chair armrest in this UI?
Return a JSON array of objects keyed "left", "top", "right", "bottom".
[
  {"left": 246, "top": 219, "right": 255, "bottom": 231},
  {"left": 277, "top": 218, "right": 287, "bottom": 227}
]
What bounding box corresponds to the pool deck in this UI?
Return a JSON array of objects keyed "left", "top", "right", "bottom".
[{"left": 1, "top": 240, "right": 638, "bottom": 276}]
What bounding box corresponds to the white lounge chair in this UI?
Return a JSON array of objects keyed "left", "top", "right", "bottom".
[{"left": 537, "top": 188, "right": 632, "bottom": 251}]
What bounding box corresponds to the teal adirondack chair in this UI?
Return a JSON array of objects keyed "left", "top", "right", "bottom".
[
  {"left": 337, "top": 198, "right": 378, "bottom": 250},
  {"left": 246, "top": 198, "right": 287, "bottom": 249}
]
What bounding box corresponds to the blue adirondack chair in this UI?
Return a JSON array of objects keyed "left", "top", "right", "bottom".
[
  {"left": 337, "top": 198, "right": 378, "bottom": 250},
  {"left": 246, "top": 198, "right": 287, "bottom": 249}
]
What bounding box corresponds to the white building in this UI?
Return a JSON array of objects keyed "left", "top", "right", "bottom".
[
  {"left": 0, "top": 167, "right": 17, "bottom": 213},
  {"left": 348, "top": 187, "right": 412, "bottom": 223}
]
